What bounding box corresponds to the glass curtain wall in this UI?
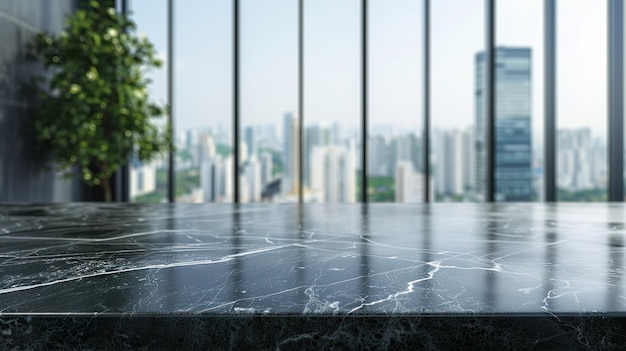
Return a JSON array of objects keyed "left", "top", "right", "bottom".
[
  {"left": 556, "top": 0, "right": 607, "bottom": 201},
  {"left": 495, "top": 0, "right": 543, "bottom": 201},
  {"left": 303, "top": 0, "right": 360, "bottom": 203},
  {"left": 368, "top": 0, "right": 424, "bottom": 203},
  {"left": 240, "top": 0, "right": 298, "bottom": 203},
  {"left": 431, "top": 0, "right": 484, "bottom": 202},
  {"left": 174, "top": 0, "right": 233, "bottom": 203},
  {"left": 129, "top": 0, "right": 169, "bottom": 203}
]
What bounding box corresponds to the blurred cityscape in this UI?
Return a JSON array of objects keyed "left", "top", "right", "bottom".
[{"left": 131, "top": 47, "right": 608, "bottom": 204}]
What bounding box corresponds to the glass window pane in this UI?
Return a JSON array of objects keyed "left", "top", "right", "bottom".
[
  {"left": 304, "top": 0, "right": 360, "bottom": 203},
  {"left": 129, "top": 0, "right": 169, "bottom": 203},
  {"left": 557, "top": 0, "right": 607, "bottom": 201},
  {"left": 368, "top": 0, "right": 424, "bottom": 203},
  {"left": 240, "top": 0, "right": 298, "bottom": 203},
  {"left": 431, "top": 0, "right": 484, "bottom": 202},
  {"left": 496, "top": 0, "right": 543, "bottom": 201},
  {"left": 175, "top": 0, "right": 233, "bottom": 203}
]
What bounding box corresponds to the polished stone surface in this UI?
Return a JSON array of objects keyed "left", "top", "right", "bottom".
[{"left": 1, "top": 203, "right": 626, "bottom": 349}]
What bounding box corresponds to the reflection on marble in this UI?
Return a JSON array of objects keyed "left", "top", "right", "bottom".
[{"left": 1, "top": 203, "right": 626, "bottom": 348}]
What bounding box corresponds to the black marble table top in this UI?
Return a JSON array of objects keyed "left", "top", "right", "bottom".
[
  {"left": 0, "top": 202, "right": 624, "bottom": 316},
  {"left": 2, "top": 203, "right": 626, "bottom": 349}
]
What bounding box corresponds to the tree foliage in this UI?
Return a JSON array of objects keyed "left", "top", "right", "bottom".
[{"left": 24, "top": 1, "right": 172, "bottom": 201}]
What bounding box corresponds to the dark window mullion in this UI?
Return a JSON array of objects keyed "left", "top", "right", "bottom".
[
  {"left": 609, "top": 0, "right": 624, "bottom": 201},
  {"left": 298, "top": 0, "right": 304, "bottom": 203},
  {"left": 544, "top": 0, "right": 556, "bottom": 202},
  {"left": 167, "top": 0, "right": 174, "bottom": 203},
  {"left": 361, "top": 0, "right": 368, "bottom": 203},
  {"left": 485, "top": 0, "right": 496, "bottom": 202},
  {"left": 423, "top": 0, "right": 431, "bottom": 203},
  {"left": 233, "top": 0, "right": 240, "bottom": 204}
]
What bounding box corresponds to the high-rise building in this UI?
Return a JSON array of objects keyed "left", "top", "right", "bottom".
[
  {"left": 557, "top": 128, "right": 607, "bottom": 191},
  {"left": 368, "top": 135, "right": 389, "bottom": 177},
  {"left": 462, "top": 126, "right": 474, "bottom": 193},
  {"left": 129, "top": 160, "right": 157, "bottom": 199},
  {"left": 245, "top": 156, "right": 262, "bottom": 203},
  {"left": 310, "top": 146, "right": 355, "bottom": 203},
  {"left": 197, "top": 133, "right": 216, "bottom": 166},
  {"left": 259, "top": 152, "right": 273, "bottom": 189},
  {"left": 435, "top": 130, "right": 464, "bottom": 196},
  {"left": 244, "top": 126, "right": 257, "bottom": 159},
  {"left": 282, "top": 113, "right": 300, "bottom": 195},
  {"left": 224, "top": 155, "right": 233, "bottom": 202},
  {"left": 239, "top": 140, "right": 249, "bottom": 165},
  {"left": 395, "top": 161, "right": 423, "bottom": 203},
  {"left": 201, "top": 156, "right": 224, "bottom": 202},
  {"left": 186, "top": 129, "right": 197, "bottom": 151},
  {"left": 305, "top": 124, "right": 331, "bottom": 187},
  {"left": 475, "top": 47, "right": 532, "bottom": 201}
]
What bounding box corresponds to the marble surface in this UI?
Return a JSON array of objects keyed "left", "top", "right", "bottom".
[{"left": 0, "top": 203, "right": 625, "bottom": 316}]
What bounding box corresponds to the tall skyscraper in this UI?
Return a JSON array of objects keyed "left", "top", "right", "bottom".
[
  {"left": 475, "top": 47, "right": 532, "bottom": 201},
  {"left": 282, "top": 113, "right": 300, "bottom": 195}
]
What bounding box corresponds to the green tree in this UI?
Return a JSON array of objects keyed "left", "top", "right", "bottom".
[{"left": 24, "top": 1, "right": 172, "bottom": 201}]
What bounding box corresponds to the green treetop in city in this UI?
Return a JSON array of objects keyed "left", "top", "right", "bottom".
[{"left": 25, "top": 1, "right": 172, "bottom": 201}]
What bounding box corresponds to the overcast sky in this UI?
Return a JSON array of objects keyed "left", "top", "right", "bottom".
[{"left": 132, "top": 0, "right": 608, "bottom": 137}]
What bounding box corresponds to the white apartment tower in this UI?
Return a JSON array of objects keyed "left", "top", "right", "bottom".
[
  {"left": 310, "top": 146, "right": 355, "bottom": 203},
  {"left": 245, "top": 156, "right": 262, "bottom": 202},
  {"left": 282, "top": 113, "right": 300, "bottom": 195},
  {"left": 395, "top": 161, "right": 423, "bottom": 203}
]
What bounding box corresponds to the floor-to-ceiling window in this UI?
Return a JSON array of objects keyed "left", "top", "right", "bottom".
[
  {"left": 431, "top": 0, "right": 484, "bottom": 202},
  {"left": 303, "top": 0, "right": 360, "bottom": 203},
  {"left": 367, "top": 0, "right": 424, "bottom": 203},
  {"left": 118, "top": 0, "right": 623, "bottom": 205},
  {"left": 240, "top": 0, "right": 298, "bottom": 203},
  {"left": 174, "top": 0, "right": 233, "bottom": 203},
  {"left": 128, "top": 0, "right": 170, "bottom": 203},
  {"left": 556, "top": 0, "right": 607, "bottom": 201}
]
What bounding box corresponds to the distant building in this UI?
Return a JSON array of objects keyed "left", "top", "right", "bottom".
[
  {"left": 259, "top": 152, "right": 273, "bottom": 189},
  {"left": 197, "top": 133, "right": 216, "bottom": 166},
  {"left": 245, "top": 156, "right": 262, "bottom": 202},
  {"left": 475, "top": 47, "right": 532, "bottom": 201},
  {"left": 435, "top": 129, "right": 465, "bottom": 196},
  {"left": 305, "top": 123, "right": 331, "bottom": 187},
  {"left": 557, "top": 128, "right": 606, "bottom": 191},
  {"left": 201, "top": 156, "right": 225, "bottom": 202},
  {"left": 245, "top": 126, "right": 257, "bottom": 159},
  {"left": 310, "top": 145, "right": 355, "bottom": 203},
  {"left": 368, "top": 135, "right": 389, "bottom": 177},
  {"left": 130, "top": 160, "right": 156, "bottom": 199},
  {"left": 282, "top": 113, "right": 300, "bottom": 195},
  {"left": 395, "top": 161, "right": 423, "bottom": 203}
]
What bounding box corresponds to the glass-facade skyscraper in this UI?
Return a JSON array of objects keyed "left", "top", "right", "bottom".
[{"left": 475, "top": 47, "right": 532, "bottom": 201}]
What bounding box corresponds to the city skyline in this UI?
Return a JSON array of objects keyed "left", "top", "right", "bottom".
[{"left": 127, "top": 0, "right": 612, "bottom": 204}]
